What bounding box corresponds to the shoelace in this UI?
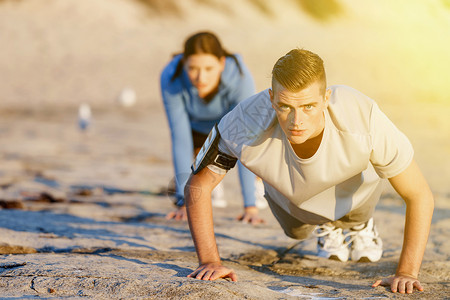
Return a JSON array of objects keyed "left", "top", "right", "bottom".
[
  {"left": 313, "top": 225, "right": 354, "bottom": 248},
  {"left": 347, "top": 226, "right": 381, "bottom": 247},
  {"left": 312, "top": 222, "right": 381, "bottom": 251}
]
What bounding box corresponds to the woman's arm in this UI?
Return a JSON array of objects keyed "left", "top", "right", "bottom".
[
  {"left": 160, "top": 71, "right": 194, "bottom": 204},
  {"left": 225, "top": 54, "right": 256, "bottom": 109}
]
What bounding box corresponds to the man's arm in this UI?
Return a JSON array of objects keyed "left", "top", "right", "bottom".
[
  {"left": 185, "top": 167, "right": 237, "bottom": 281},
  {"left": 373, "top": 159, "right": 434, "bottom": 293}
]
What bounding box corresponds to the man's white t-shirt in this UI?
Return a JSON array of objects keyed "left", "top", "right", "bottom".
[{"left": 214, "top": 85, "right": 414, "bottom": 224}]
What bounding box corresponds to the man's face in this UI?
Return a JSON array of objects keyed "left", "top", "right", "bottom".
[
  {"left": 184, "top": 54, "right": 225, "bottom": 98},
  {"left": 269, "top": 80, "right": 330, "bottom": 145}
]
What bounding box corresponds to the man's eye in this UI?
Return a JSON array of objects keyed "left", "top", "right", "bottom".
[
  {"left": 279, "top": 105, "right": 290, "bottom": 110},
  {"left": 305, "top": 105, "right": 313, "bottom": 110}
]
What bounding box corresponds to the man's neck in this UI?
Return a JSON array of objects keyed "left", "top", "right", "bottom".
[{"left": 291, "top": 129, "right": 324, "bottom": 159}]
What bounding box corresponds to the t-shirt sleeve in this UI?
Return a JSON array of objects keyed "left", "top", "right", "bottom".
[
  {"left": 218, "top": 137, "right": 236, "bottom": 157},
  {"left": 369, "top": 103, "right": 414, "bottom": 178}
]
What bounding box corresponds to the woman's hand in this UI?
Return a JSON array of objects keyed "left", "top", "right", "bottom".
[
  {"left": 165, "top": 206, "right": 187, "bottom": 221},
  {"left": 236, "top": 206, "right": 265, "bottom": 225}
]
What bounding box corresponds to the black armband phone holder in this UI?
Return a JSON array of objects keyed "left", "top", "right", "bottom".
[{"left": 191, "top": 124, "right": 237, "bottom": 175}]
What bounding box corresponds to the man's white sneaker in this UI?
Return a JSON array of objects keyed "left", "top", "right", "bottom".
[
  {"left": 211, "top": 182, "right": 227, "bottom": 208},
  {"left": 314, "top": 223, "right": 349, "bottom": 262},
  {"left": 349, "top": 218, "right": 383, "bottom": 262}
]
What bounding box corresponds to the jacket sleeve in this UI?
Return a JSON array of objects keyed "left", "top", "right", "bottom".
[
  {"left": 227, "top": 54, "right": 256, "bottom": 109},
  {"left": 160, "top": 65, "right": 194, "bottom": 203}
]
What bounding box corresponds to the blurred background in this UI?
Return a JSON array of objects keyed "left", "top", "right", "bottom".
[
  {"left": 1, "top": 0, "right": 449, "bottom": 108},
  {"left": 0, "top": 0, "right": 449, "bottom": 192}
]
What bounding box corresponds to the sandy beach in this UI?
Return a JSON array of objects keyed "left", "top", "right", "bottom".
[{"left": 1, "top": 0, "right": 449, "bottom": 299}]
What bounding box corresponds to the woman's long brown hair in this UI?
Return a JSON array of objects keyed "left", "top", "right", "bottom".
[{"left": 170, "top": 31, "right": 243, "bottom": 81}]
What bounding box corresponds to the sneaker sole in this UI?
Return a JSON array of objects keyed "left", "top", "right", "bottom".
[
  {"left": 351, "top": 251, "right": 382, "bottom": 262},
  {"left": 329, "top": 254, "right": 348, "bottom": 262},
  {"left": 356, "top": 257, "right": 373, "bottom": 263}
]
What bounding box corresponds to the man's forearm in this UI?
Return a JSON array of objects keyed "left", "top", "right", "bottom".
[
  {"left": 388, "top": 160, "right": 434, "bottom": 278},
  {"left": 185, "top": 171, "right": 225, "bottom": 265},
  {"left": 396, "top": 194, "right": 434, "bottom": 277}
]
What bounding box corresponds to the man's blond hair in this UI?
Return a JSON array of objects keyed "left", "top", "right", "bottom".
[{"left": 272, "top": 49, "right": 326, "bottom": 94}]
